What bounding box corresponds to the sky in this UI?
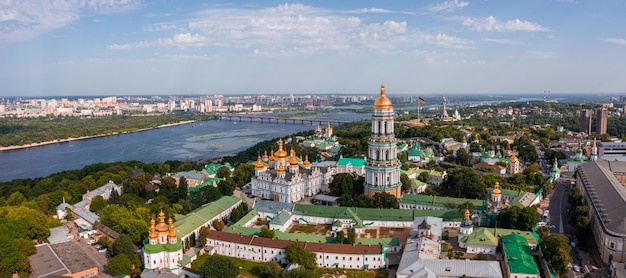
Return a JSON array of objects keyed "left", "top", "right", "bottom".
[{"left": 1, "top": 0, "right": 625, "bottom": 97}]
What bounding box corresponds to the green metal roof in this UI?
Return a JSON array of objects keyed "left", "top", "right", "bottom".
[
  {"left": 460, "top": 227, "right": 539, "bottom": 247},
  {"left": 414, "top": 169, "right": 445, "bottom": 177},
  {"left": 462, "top": 227, "right": 499, "bottom": 246},
  {"left": 400, "top": 194, "right": 485, "bottom": 210},
  {"left": 174, "top": 196, "right": 241, "bottom": 236},
  {"left": 203, "top": 163, "right": 233, "bottom": 175},
  {"left": 270, "top": 210, "right": 292, "bottom": 226},
  {"left": 502, "top": 234, "right": 540, "bottom": 275},
  {"left": 142, "top": 237, "right": 183, "bottom": 254},
  {"left": 337, "top": 157, "right": 366, "bottom": 167}
]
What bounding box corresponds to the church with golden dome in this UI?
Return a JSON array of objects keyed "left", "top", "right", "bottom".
[
  {"left": 142, "top": 209, "right": 183, "bottom": 271},
  {"left": 364, "top": 83, "right": 402, "bottom": 198},
  {"left": 250, "top": 138, "right": 332, "bottom": 203}
]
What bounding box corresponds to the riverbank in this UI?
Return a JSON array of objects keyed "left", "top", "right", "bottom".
[{"left": 0, "top": 120, "right": 196, "bottom": 151}]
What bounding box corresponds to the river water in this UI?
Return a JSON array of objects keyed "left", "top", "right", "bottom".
[{"left": 0, "top": 112, "right": 369, "bottom": 182}]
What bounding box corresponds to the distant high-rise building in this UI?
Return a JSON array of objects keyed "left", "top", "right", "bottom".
[
  {"left": 580, "top": 109, "right": 593, "bottom": 134},
  {"left": 596, "top": 108, "right": 608, "bottom": 134}
]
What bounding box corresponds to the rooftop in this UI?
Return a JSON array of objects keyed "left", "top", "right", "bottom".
[
  {"left": 175, "top": 196, "right": 241, "bottom": 236},
  {"left": 502, "top": 234, "right": 540, "bottom": 275}
]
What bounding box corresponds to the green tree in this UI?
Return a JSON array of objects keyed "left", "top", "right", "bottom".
[
  {"left": 106, "top": 255, "right": 132, "bottom": 276},
  {"left": 35, "top": 194, "right": 51, "bottom": 214},
  {"left": 6, "top": 192, "right": 25, "bottom": 206},
  {"left": 285, "top": 267, "right": 315, "bottom": 278},
  {"left": 417, "top": 171, "right": 430, "bottom": 183},
  {"left": 112, "top": 234, "right": 134, "bottom": 257},
  {"left": 285, "top": 243, "right": 316, "bottom": 270},
  {"left": 540, "top": 234, "right": 572, "bottom": 277},
  {"left": 335, "top": 230, "right": 345, "bottom": 244},
  {"left": 90, "top": 196, "right": 107, "bottom": 212},
  {"left": 496, "top": 206, "right": 540, "bottom": 231},
  {"left": 373, "top": 192, "right": 399, "bottom": 209},
  {"left": 455, "top": 148, "right": 472, "bottom": 166},
  {"left": 177, "top": 176, "right": 188, "bottom": 200},
  {"left": 200, "top": 256, "right": 239, "bottom": 278},
  {"left": 330, "top": 173, "right": 356, "bottom": 197},
  {"left": 400, "top": 173, "right": 411, "bottom": 192},
  {"left": 260, "top": 227, "right": 275, "bottom": 238},
  {"left": 347, "top": 227, "right": 356, "bottom": 244},
  {"left": 233, "top": 164, "right": 255, "bottom": 186},
  {"left": 198, "top": 226, "right": 210, "bottom": 246},
  {"left": 256, "top": 261, "right": 282, "bottom": 278},
  {"left": 217, "top": 179, "right": 236, "bottom": 196},
  {"left": 108, "top": 188, "right": 120, "bottom": 204},
  {"left": 211, "top": 219, "right": 225, "bottom": 231},
  {"left": 440, "top": 167, "right": 486, "bottom": 199},
  {"left": 216, "top": 166, "right": 232, "bottom": 179},
  {"left": 159, "top": 176, "right": 178, "bottom": 199}
]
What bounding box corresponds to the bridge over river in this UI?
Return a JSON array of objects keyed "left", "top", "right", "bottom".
[{"left": 217, "top": 114, "right": 353, "bottom": 125}]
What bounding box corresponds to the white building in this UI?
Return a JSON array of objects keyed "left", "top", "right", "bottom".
[
  {"left": 251, "top": 139, "right": 332, "bottom": 203},
  {"left": 206, "top": 231, "right": 386, "bottom": 269},
  {"left": 143, "top": 210, "right": 184, "bottom": 272}
]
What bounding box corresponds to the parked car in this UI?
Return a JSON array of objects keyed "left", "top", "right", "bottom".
[
  {"left": 96, "top": 245, "right": 107, "bottom": 253},
  {"left": 573, "top": 265, "right": 580, "bottom": 272},
  {"left": 87, "top": 239, "right": 96, "bottom": 245}
]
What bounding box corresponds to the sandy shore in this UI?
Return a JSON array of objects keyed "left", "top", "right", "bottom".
[{"left": 0, "top": 120, "right": 196, "bottom": 151}]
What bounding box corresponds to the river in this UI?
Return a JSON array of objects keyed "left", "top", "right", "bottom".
[{"left": 0, "top": 112, "right": 369, "bottom": 182}]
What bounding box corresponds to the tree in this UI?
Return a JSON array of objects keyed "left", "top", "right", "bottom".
[
  {"left": 198, "top": 226, "right": 210, "bottom": 246},
  {"left": 260, "top": 227, "right": 275, "bottom": 238},
  {"left": 440, "top": 167, "right": 486, "bottom": 199},
  {"left": 540, "top": 234, "right": 572, "bottom": 277},
  {"left": 106, "top": 255, "right": 132, "bottom": 276},
  {"left": 6, "top": 192, "right": 25, "bottom": 206},
  {"left": 200, "top": 256, "right": 239, "bottom": 278},
  {"left": 335, "top": 230, "right": 345, "bottom": 244},
  {"left": 347, "top": 227, "right": 356, "bottom": 244},
  {"left": 217, "top": 179, "right": 236, "bottom": 196},
  {"left": 400, "top": 173, "right": 411, "bottom": 192},
  {"left": 90, "top": 196, "right": 107, "bottom": 212},
  {"left": 108, "top": 188, "right": 120, "bottom": 204},
  {"left": 177, "top": 176, "right": 188, "bottom": 200},
  {"left": 417, "top": 171, "right": 430, "bottom": 183},
  {"left": 211, "top": 219, "right": 225, "bottom": 231},
  {"left": 112, "top": 234, "right": 134, "bottom": 257},
  {"left": 329, "top": 173, "right": 356, "bottom": 197},
  {"left": 285, "top": 267, "right": 315, "bottom": 278},
  {"left": 496, "top": 206, "right": 540, "bottom": 231},
  {"left": 233, "top": 164, "right": 255, "bottom": 187},
  {"left": 216, "top": 166, "right": 232, "bottom": 179},
  {"left": 373, "top": 192, "right": 399, "bottom": 209},
  {"left": 455, "top": 148, "right": 471, "bottom": 166},
  {"left": 257, "top": 261, "right": 282, "bottom": 278},
  {"left": 285, "top": 243, "right": 316, "bottom": 270},
  {"left": 159, "top": 176, "right": 178, "bottom": 199}
]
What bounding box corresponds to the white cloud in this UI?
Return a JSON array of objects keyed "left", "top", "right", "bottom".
[
  {"left": 347, "top": 8, "right": 392, "bottom": 14},
  {"left": 0, "top": 0, "right": 141, "bottom": 45},
  {"left": 522, "top": 51, "right": 559, "bottom": 59},
  {"left": 430, "top": 0, "right": 469, "bottom": 12},
  {"left": 604, "top": 38, "right": 626, "bottom": 45},
  {"left": 109, "top": 3, "right": 472, "bottom": 55},
  {"left": 463, "top": 16, "right": 550, "bottom": 32},
  {"left": 481, "top": 38, "right": 519, "bottom": 44}
]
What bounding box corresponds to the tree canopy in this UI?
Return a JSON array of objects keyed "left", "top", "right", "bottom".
[
  {"left": 199, "top": 256, "right": 239, "bottom": 278},
  {"left": 285, "top": 244, "right": 317, "bottom": 270}
]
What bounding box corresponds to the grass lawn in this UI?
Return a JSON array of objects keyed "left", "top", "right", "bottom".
[
  {"left": 289, "top": 224, "right": 316, "bottom": 233},
  {"left": 191, "top": 254, "right": 389, "bottom": 278}
]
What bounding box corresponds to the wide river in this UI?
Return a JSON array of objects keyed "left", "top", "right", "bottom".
[{"left": 0, "top": 112, "right": 369, "bottom": 182}]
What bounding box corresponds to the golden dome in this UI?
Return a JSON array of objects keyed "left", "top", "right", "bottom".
[
  {"left": 155, "top": 209, "right": 169, "bottom": 232},
  {"left": 303, "top": 154, "right": 311, "bottom": 167},
  {"left": 274, "top": 138, "right": 288, "bottom": 159},
  {"left": 149, "top": 216, "right": 157, "bottom": 240},
  {"left": 492, "top": 182, "right": 501, "bottom": 196},
  {"left": 373, "top": 82, "right": 393, "bottom": 109},
  {"left": 262, "top": 150, "right": 269, "bottom": 161},
  {"left": 277, "top": 163, "right": 286, "bottom": 175},
  {"left": 168, "top": 217, "right": 177, "bottom": 239},
  {"left": 509, "top": 155, "right": 518, "bottom": 162},
  {"left": 464, "top": 208, "right": 470, "bottom": 219},
  {"left": 269, "top": 149, "right": 275, "bottom": 163},
  {"left": 289, "top": 148, "right": 299, "bottom": 168},
  {"left": 255, "top": 153, "right": 265, "bottom": 170}
]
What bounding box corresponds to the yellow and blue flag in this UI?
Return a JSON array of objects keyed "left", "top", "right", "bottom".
[{"left": 418, "top": 97, "right": 425, "bottom": 104}]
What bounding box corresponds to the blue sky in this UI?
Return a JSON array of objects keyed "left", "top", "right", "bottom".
[{"left": 1, "top": 0, "right": 625, "bottom": 97}]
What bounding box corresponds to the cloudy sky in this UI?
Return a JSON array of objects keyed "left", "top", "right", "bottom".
[{"left": 1, "top": 0, "right": 625, "bottom": 96}]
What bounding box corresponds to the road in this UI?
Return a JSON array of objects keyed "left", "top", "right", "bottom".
[{"left": 548, "top": 179, "right": 571, "bottom": 235}]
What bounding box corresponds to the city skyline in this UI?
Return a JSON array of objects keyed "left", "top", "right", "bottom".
[{"left": 1, "top": 1, "right": 626, "bottom": 96}]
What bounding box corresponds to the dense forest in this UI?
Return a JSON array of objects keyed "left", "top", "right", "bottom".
[{"left": 0, "top": 114, "right": 215, "bottom": 147}]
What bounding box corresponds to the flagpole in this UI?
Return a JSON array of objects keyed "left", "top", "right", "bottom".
[{"left": 417, "top": 98, "right": 421, "bottom": 123}]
